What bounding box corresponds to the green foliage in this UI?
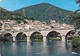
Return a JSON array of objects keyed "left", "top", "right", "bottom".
[
  {"left": 48, "top": 31, "right": 61, "bottom": 41},
  {"left": 48, "top": 31, "right": 60, "bottom": 38},
  {"left": 69, "top": 13, "right": 80, "bottom": 29},
  {"left": 68, "top": 36, "right": 73, "bottom": 40},
  {"left": 1, "top": 36, "right": 13, "bottom": 42},
  {"left": 76, "top": 0, "right": 80, "bottom": 6},
  {"left": 18, "top": 34, "right": 27, "bottom": 42},
  {"left": 72, "top": 36, "right": 80, "bottom": 48},
  {"left": 23, "top": 20, "right": 28, "bottom": 24},
  {"left": 0, "top": 7, "right": 34, "bottom": 21},
  {"left": 29, "top": 17, "right": 34, "bottom": 20},
  {"left": 17, "top": 20, "right": 22, "bottom": 24},
  {"left": 33, "top": 34, "right": 43, "bottom": 42}
]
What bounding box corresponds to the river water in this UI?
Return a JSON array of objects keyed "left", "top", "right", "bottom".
[{"left": 0, "top": 41, "right": 72, "bottom": 56}]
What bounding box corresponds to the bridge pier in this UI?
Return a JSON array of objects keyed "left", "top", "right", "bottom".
[
  {"left": 27, "top": 36, "right": 31, "bottom": 42},
  {"left": 13, "top": 37, "right": 16, "bottom": 42},
  {"left": 12, "top": 33, "right": 17, "bottom": 42},
  {"left": 43, "top": 37, "right": 47, "bottom": 43},
  {"left": 62, "top": 35, "right": 65, "bottom": 42}
]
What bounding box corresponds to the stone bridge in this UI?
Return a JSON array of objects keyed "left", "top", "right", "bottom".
[{"left": 1, "top": 28, "right": 75, "bottom": 42}]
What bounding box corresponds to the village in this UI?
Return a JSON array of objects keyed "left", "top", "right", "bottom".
[{"left": 0, "top": 19, "right": 74, "bottom": 31}]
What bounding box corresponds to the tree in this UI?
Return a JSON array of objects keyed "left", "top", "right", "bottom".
[
  {"left": 70, "top": 0, "right": 80, "bottom": 48},
  {"left": 23, "top": 20, "right": 28, "bottom": 24},
  {"left": 29, "top": 17, "right": 34, "bottom": 20},
  {"left": 75, "top": 0, "right": 80, "bottom": 13},
  {"left": 76, "top": 0, "right": 80, "bottom": 4},
  {"left": 69, "top": 13, "right": 80, "bottom": 29},
  {"left": 69, "top": 0, "right": 80, "bottom": 29}
]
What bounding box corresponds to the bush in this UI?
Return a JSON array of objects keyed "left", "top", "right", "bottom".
[{"left": 72, "top": 36, "right": 80, "bottom": 48}]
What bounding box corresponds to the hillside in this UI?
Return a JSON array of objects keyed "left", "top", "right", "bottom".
[
  {"left": 0, "top": 7, "right": 29, "bottom": 20},
  {"left": 15, "top": 3, "right": 73, "bottom": 23}
]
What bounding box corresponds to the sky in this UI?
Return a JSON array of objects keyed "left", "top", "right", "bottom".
[{"left": 0, "top": 0, "right": 79, "bottom": 11}]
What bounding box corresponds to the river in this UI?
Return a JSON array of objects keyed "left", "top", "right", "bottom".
[{"left": 0, "top": 41, "right": 73, "bottom": 56}]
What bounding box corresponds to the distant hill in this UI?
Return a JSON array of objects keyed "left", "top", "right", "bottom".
[
  {"left": 0, "top": 7, "right": 30, "bottom": 20},
  {"left": 14, "top": 3, "right": 73, "bottom": 23}
]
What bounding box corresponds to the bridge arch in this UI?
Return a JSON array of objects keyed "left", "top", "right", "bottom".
[
  {"left": 2, "top": 33, "right": 13, "bottom": 42},
  {"left": 30, "top": 32, "right": 43, "bottom": 42},
  {"left": 47, "top": 31, "right": 61, "bottom": 42},
  {"left": 65, "top": 30, "right": 75, "bottom": 41},
  {"left": 16, "top": 32, "right": 27, "bottom": 42}
]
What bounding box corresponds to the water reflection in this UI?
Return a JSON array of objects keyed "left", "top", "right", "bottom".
[
  {"left": 0, "top": 41, "right": 72, "bottom": 56},
  {"left": 26, "top": 42, "right": 33, "bottom": 56},
  {"left": 42, "top": 43, "right": 49, "bottom": 56}
]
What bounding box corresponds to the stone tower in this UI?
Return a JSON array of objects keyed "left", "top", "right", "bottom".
[{"left": 22, "top": 9, "right": 26, "bottom": 17}]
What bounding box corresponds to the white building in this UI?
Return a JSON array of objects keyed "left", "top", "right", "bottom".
[
  {"left": 24, "top": 24, "right": 34, "bottom": 30},
  {"left": 12, "top": 25, "right": 23, "bottom": 30}
]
